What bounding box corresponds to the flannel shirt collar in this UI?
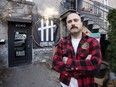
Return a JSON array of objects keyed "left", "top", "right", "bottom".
[{"left": 66, "top": 32, "right": 89, "bottom": 41}]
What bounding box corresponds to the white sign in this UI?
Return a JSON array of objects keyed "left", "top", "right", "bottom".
[
  {"left": 16, "top": 51, "right": 25, "bottom": 56},
  {"left": 38, "top": 19, "right": 56, "bottom": 47},
  {"left": 88, "top": 33, "right": 101, "bottom": 42}
]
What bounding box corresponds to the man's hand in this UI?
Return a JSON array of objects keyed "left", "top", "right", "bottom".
[
  {"left": 63, "top": 57, "right": 68, "bottom": 64},
  {"left": 86, "top": 54, "right": 92, "bottom": 60}
]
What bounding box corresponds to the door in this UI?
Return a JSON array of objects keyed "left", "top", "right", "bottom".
[{"left": 8, "top": 21, "right": 32, "bottom": 67}]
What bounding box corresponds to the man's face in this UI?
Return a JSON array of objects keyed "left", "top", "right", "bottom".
[{"left": 66, "top": 13, "right": 83, "bottom": 35}]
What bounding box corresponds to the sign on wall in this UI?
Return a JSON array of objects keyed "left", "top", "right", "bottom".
[
  {"left": 32, "top": 14, "right": 60, "bottom": 48},
  {"left": 88, "top": 33, "right": 101, "bottom": 42}
]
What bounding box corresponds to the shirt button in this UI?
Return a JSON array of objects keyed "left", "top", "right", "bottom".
[
  {"left": 65, "top": 74, "right": 68, "bottom": 76},
  {"left": 71, "top": 68, "right": 74, "bottom": 70},
  {"left": 76, "top": 68, "right": 78, "bottom": 70}
]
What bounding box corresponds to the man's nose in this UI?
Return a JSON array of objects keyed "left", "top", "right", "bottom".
[
  {"left": 71, "top": 22, "right": 75, "bottom": 26},
  {"left": 71, "top": 20, "right": 76, "bottom": 25},
  {"left": 71, "top": 24, "right": 76, "bottom": 28}
]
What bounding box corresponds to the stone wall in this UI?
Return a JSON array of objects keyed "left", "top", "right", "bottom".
[
  {"left": 32, "top": 47, "right": 53, "bottom": 62},
  {"left": 0, "top": 21, "right": 8, "bottom": 67},
  {"left": 0, "top": 0, "right": 62, "bottom": 67}
]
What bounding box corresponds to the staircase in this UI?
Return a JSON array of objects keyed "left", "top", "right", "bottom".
[{"left": 60, "top": 0, "right": 112, "bottom": 35}]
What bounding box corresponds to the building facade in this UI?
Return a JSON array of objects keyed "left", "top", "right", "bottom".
[{"left": 0, "top": 0, "right": 115, "bottom": 67}]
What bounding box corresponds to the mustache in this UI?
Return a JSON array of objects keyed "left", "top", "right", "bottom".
[{"left": 71, "top": 25, "right": 78, "bottom": 30}]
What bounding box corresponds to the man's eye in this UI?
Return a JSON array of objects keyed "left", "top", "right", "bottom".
[
  {"left": 67, "top": 20, "right": 72, "bottom": 23},
  {"left": 74, "top": 19, "right": 78, "bottom": 22}
]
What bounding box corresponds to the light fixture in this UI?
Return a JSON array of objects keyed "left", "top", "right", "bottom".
[
  {"left": 28, "top": 14, "right": 32, "bottom": 18},
  {"left": 8, "top": 13, "right": 12, "bottom": 17},
  {"left": 43, "top": 7, "right": 59, "bottom": 18}
]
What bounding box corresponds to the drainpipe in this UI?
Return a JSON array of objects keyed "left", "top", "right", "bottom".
[
  {"left": 75, "top": 0, "right": 83, "bottom": 12},
  {"left": 75, "top": 0, "right": 78, "bottom": 11}
]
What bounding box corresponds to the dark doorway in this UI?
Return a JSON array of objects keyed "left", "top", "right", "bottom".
[
  {"left": 8, "top": 18, "right": 32, "bottom": 67},
  {"left": 100, "top": 34, "right": 110, "bottom": 60}
]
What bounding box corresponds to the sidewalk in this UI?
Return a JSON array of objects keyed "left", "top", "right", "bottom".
[{"left": 2, "top": 62, "right": 60, "bottom": 87}]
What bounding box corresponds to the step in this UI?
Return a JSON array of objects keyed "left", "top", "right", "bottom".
[
  {"left": 80, "top": 14, "right": 85, "bottom": 18},
  {"left": 88, "top": 20, "right": 94, "bottom": 25},
  {"left": 92, "top": 24, "right": 100, "bottom": 29},
  {"left": 99, "top": 29, "right": 107, "bottom": 34},
  {"left": 83, "top": 17, "right": 89, "bottom": 21}
]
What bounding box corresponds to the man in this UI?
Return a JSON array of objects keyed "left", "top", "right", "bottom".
[{"left": 52, "top": 12, "right": 102, "bottom": 87}]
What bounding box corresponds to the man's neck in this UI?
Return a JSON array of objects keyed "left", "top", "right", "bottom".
[{"left": 71, "top": 32, "right": 82, "bottom": 39}]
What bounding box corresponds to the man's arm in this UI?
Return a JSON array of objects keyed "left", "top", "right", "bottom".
[
  {"left": 65, "top": 39, "right": 102, "bottom": 71},
  {"left": 52, "top": 40, "right": 67, "bottom": 74}
]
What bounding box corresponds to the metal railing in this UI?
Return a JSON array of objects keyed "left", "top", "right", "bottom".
[
  {"left": 80, "top": 1, "right": 110, "bottom": 31},
  {"left": 89, "top": 0, "right": 113, "bottom": 11},
  {"left": 60, "top": 0, "right": 112, "bottom": 32}
]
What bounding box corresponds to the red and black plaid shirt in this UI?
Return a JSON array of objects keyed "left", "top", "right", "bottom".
[{"left": 53, "top": 33, "right": 102, "bottom": 87}]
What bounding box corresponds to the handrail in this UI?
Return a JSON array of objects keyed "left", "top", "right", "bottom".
[
  {"left": 89, "top": 0, "right": 113, "bottom": 10},
  {"left": 82, "top": 1, "right": 109, "bottom": 12},
  {"left": 81, "top": 1, "right": 108, "bottom": 19},
  {"left": 81, "top": 1, "right": 109, "bottom": 31}
]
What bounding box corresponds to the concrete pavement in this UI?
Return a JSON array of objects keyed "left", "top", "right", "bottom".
[{"left": 3, "top": 63, "right": 60, "bottom": 87}]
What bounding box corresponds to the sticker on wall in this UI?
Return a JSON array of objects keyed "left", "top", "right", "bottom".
[{"left": 88, "top": 33, "right": 101, "bottom": 42}]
